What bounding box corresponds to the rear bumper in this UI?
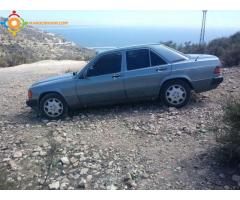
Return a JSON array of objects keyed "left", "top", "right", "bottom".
[
  {"left": 211, "top": 76, "right": 223, "bottom": 86},
  {"left": 193, "top": 76, "right": 223, "bottom": 93},
  {"left": 26, "top": 99, "right": 38, "bottom": 109}
]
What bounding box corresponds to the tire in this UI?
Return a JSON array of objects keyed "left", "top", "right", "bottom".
[
  {"left": 160, "top": 79, "right": 191, "bottom": 108},
  {"left": 39, "top": 93, "right": 68, "bottom": 120}
]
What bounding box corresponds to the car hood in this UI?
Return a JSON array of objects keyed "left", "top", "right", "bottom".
[{"left": 32, "top": 73, "right": 74, "bottom": 87}]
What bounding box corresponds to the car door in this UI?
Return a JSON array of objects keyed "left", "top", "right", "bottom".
[
  {"left": 124, "top": 48, "right": 171, "bottom": 100},
  {"left": 76, "top": 51, "right": 126, "bottom": 106}
]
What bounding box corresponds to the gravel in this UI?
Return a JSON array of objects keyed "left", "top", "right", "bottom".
[{"left": 0, "top": 62, "right": 240, "bottom": 189}]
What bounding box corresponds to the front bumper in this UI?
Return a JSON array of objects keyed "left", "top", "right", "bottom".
[{"left": 26, "top": 99, "right": 38, "bottom": 108}]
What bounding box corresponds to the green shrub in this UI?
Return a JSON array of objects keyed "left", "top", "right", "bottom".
[
  {"left": 217, "top": 96, "right": 240, "bottom": 160},
  {"left": 161, "top": 31, "right": 240, "bottom": 67}
]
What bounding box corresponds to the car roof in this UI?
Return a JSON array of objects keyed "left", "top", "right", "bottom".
[
  {"left": 98, "top": 44, "right": 162, "bottom": 54},
  {"left": 96, "top": 43, "right": 189, "bottom": 63}
]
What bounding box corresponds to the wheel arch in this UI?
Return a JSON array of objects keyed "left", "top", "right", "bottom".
[
  {"left": 39, "top": 91, "right": 68, "bottom": 107},
  {"left": 159, "top": 77, "right": 194, "bottom": 95}
]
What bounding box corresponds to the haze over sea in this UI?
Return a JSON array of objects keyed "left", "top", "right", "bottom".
[{"left": 41, "top": 25, "right": 239, "bottom": 51}]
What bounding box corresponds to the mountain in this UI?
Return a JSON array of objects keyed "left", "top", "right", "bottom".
[{"left": 0, "top": 21, "right": 96, "bottom": 67}]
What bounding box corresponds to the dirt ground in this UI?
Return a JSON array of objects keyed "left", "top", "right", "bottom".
[{"left": 0, "top": 60, "right": 240, "bottom": 189}]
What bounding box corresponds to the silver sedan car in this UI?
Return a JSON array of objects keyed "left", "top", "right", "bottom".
[{"left": 26, "top": 44, "right": 223, "bottom": 119}]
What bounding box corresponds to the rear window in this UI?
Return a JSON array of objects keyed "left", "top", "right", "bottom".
[
  {"left": 152, "top": 45, "right": 188, "bottom": 63},
  {"left": 150, "top": 51, "right": 167, "bottom": 66}
]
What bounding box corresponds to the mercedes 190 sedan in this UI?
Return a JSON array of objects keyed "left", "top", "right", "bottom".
[{"left": 26, "top": 44, "right": 223, "bottom": 119}]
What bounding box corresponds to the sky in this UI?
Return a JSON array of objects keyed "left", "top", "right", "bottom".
[{"left": 0, "top": 10, "right": 240, "bottom": 29}]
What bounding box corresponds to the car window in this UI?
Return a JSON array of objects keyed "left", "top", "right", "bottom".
[
  {"left": 152, "top": 45, "right": 188, "bottom": 63},
  {"left": 87, "top": 53, "right": 122, "bottom": 77},
  {"left": 150, "top": 51, "right": 167, "bottom": 66},
  {"left": 126, "top": 49, "right": 150, "bottom": 70}
]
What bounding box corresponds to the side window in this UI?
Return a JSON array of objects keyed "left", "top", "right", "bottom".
[
  {"left": 126, "top": 49, "right": 150, "bottom": 70},
  {"left": 150, "top": 51, "right": 167, "bottom": 66},
  {"left": 87, "top": 53, "right": 122, "bottom": 77}
]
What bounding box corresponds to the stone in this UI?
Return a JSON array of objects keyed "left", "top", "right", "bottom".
[
  {"left": 32, "top": 152, "right": 40, "bottom": 157},
  {"left": 33, "top": 146, "right": 42, "bottom": 152},
  {"left": 199, "top": 128, "right": 207, "bottom": 133},
  {"left": 128, "top": 180, "right": 137, "bottom": 188},
  {"left": 42, "top": 119, "right": 49, "bottom": 123},
  {"left": 73, "top": 152, "right": 83, "bottom": 157},
  {"left": 108, "top": 161, "right": 114, "bottom": 167},
  {"left": 61, "top": 157, "right": 70, "bottom": 165},
  {"left": 9, "top": 160, "right": 17, "bottom": 170},
  {"left": 80, "top": 168, "right": 89, "bottom": 175},
  {"left": 2, "top": 158, "right": 11, "bottom": 162},
  {"left": 224, "top": 185, "right": 230, "bottom": 190},
  {"left": 49, "top": 181, "right": 60, "bottom": 190},
  {"left": 219, "top": 173, "right": 225, "bottom": 178},
  {"left": 70, "top": 173, "right": 80, "bottom": 180},
  {"left": 232, "top": 174, "right": 240, "bottom": 183},
  {"left": 13, "top": 151, "right": 22, "bottom": 158},
  {"left": 86, "top": 175, "right": 93, "bottom": 182},
  {"left": 176, "top": 131, "right": 182, "bottom": 136},
  {"left": 78, "top": 178, "right": 86, "bottom": 189},
  {"left": 93, "top": 152, "right": 100, "bottom": 159},
  {"left": 60, "top": 182, "right": 69, "bottom": 190},
  {"left": 107, "top": 184, "right": 118, "bottom": 190},
  {"left": 40, "top": 151, "right": 47, "bottom": 156},
  {"left": 176, "top": 166, "right": 182, "bottom": 171},
  {"left": 70, "top": 157, "right": 78, "bottom": 164}
]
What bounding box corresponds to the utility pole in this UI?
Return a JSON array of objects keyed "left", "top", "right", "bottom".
[{"left": 199, "top": 10, "right": 207, "bottom": 45}]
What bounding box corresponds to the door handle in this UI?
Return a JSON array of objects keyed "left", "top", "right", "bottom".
[
  {"left": 156, "top": 67, "right": 167, "bottom": 72},
  {"left": 112, "top": 73, "right": 121, "bottom": 79}
]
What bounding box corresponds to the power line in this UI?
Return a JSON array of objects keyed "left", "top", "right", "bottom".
[{"left": 199, "top": 10, "right": 207, "bottom": 45}]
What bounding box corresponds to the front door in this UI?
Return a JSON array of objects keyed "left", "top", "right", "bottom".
[{"left": 76, "top": 52, "right": 126, "bottom": 106}]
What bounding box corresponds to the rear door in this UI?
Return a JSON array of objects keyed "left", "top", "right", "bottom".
[
  {"left": 123, "top": 48, "right": 171, "bottom": 100},
  {"left": 76, "top": 51, "right": 126, "bottom": 106}
]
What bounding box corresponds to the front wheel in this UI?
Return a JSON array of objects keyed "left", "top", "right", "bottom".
[
  {"left": 39, "top": 93, "right": 68, "bottom": 120},
  {"left": 160, "top": 80, "right": 191, "bottom": 108}
]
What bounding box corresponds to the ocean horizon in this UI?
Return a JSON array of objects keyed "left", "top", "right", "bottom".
[{"left": 40, "top": 25, "right": 239, "bottom": 51}]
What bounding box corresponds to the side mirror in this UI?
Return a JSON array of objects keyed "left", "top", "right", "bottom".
[
  {"left": 78, "top": 69, "right": 87, "bottom": 79},
  {"left": 80, "top": 66, "right": 93, "bottom": 79}
]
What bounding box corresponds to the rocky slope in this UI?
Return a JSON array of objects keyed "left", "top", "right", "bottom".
[
  {"left": 0, "top": 61, "right": 240, "bottom": 189},
  {"left": 0, "top": 21, "right": 95, "bottom": 67}
]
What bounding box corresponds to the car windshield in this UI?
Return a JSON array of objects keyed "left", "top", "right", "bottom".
[{"left": 152, "top": 45, "right": 189, "bottom": 63}]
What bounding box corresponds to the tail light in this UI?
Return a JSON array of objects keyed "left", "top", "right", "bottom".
[
  {"left": 28, "top": 90, "right": 32, "bottom": 99},
  {"left": 214, "top": 66, "right": 221, "bottom": 75}
]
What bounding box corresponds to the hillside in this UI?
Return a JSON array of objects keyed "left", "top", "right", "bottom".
[{"left": 0, "top": 20, "right": 96, "bottom": 67}]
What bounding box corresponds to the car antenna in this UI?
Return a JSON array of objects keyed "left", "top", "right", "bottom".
[{"left": 195, "top": 56, "right": 199, "bottom": 61}]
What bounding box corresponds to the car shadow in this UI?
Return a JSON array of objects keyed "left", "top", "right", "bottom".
[
  {"left": 11, "top": 92, "right": 208, "bottom": 125},
  {"left": 68, "top": 92, "right": 207, "bottom": 119},
  {"left": 179, "top": 145, "right": 240, "bottom": 189}
]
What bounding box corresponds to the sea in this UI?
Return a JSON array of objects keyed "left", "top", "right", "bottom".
[{"left": 40, "top": 26, "right": 239, "bottom": 52}]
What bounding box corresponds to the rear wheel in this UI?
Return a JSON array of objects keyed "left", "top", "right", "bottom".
[
  {"left": 160, "top": 80, "right": 191, "bottom": 108},
  {"left": 40, "top": 93, "right": 68, "bottom": 120}
]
